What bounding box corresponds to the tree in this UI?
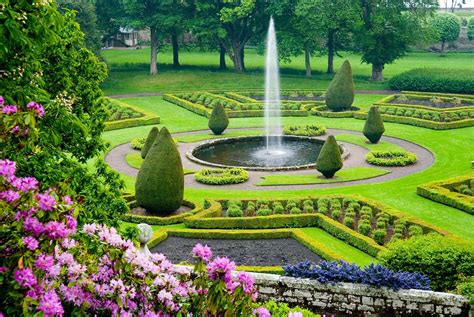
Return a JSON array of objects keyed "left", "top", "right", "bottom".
[
  {"left": 121, "top": 0, "right": 174, "bottom": 75},
  {"left": 355, "top": 0, "right": 438, "bottom": 81},
  {"left": 1, "top": 3, "right": 127, "bottom": 227},
  {"left": 135, "top": 127, "right": 184, "bottom": 214},
  {"left": 430, "top": 13, "right": 461, "bottom": 56},
  {"left": 316, "top": 135, "right": 343, "bottom": 178},
  {"left": 295, "top": 0, "right": 361, "bottom": 74},
  {"left": 363, "top": 107, "right": 385, "bottom": 144},
  {"left": 442, "top": 0, "right": 473, "bottom": 12},
  {"left": 208, "top": 104, "right": 229, "bottom": 135},
  {"left": 325, "top": 60, "right": 354, "bottom": 112},
  {"left": 141, "top": 126, "right": 159, "bottom": 159},
  {"left": 57, "top": 0, "right": 102, "bottom": 54},
  {"left": 468, "top": 17, "right": 474, "bottom": 41},
  {"left": 96, "top": 0, "right": 123, "bottom": 44}
]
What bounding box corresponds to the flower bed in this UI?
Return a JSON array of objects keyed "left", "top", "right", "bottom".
[
  {"left": 195, "top": 168, "right": 250, "bottom": 185},
  {"left": 283, "top": 124, "right": 326, "bottom": 137},
  {"left": 417, "top": 173, "right": 474, "bottom": 215},
  {"left": 183, "top": 195, "right": 449, "bottom": 257},
  {"left": 365, "top": 151, "right": 417, "bottom": 167},
  {"left": 104, "top": 98, "right": 160, "bottom": 131},
  {"left": 310, "top": 105, "right": 361, "bottom": 118}
]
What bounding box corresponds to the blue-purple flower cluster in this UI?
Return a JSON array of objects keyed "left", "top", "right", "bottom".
[{"left": 284, "top": 260, "right": 431, "bottom": 291}]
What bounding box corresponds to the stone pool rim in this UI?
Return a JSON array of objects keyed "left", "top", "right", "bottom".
[{"left": 186, "top": 135, "right": 349, "bottom": 171}]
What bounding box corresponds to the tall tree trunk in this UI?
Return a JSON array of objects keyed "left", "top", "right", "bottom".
[
  {"left": 219, "top": 43, "right": 226, "bottom": 70},
  {"left": 304, "top": 42, "right": 312, "bottom": 77},
  {"left": 171, "top": 33, "right": 180, "bottom": 68},
  {"left": 441, "top": 40, "right": 446, "bottom": 56},
  {"left": 240, "top": 47, "right": 246, "bottom": 72},
  {"left": 327, "top": 30, "right": 335, "bottom": 74},
  {"left": 231, "top": 42, "right": 244, "bottom": 73},
  {"left": 371, "top": 63, "right": 384, "bottom": 81},
  {"left": 150, "top": 27, "right": 158, "bottom": 75}
]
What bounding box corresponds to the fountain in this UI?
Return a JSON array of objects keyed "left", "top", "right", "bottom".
[
  {"left": 264, "top": 17, "right": 283, "bottom": 155},
  {"left": 187, "top": 18, "right": 349, "bottom": 171}
]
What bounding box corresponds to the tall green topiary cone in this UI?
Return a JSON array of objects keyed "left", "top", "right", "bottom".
[
  {"left": 141, "top": 126, "right": 159, "bottom": 159},
  {"left": 363, "top": 106, "right": 385, "bottom": 144},
  {"left": 316, "top": 135, "right": 343, "bottom": 178},
  {"left": 135, "top": 127, "right": 184, "bottom": 214},
  {"left": 208, "top": 104, "right": 229, "bottom": 135},
  {"left": 325, "top": 60, "right": 354, "bottom": 112}
]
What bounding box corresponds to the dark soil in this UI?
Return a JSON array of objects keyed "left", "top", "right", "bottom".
[
  {"left": 390, "top": 97, "right": 473, "bottom": 109},
  {"left": 150, "top": 237, "right": 323, "bottom": 266},
  {"left": 251, "top": 95, "right": 325, "bottom": 102},
  {"left": 131, "top": 205, "right": 192, "bottom": 217}
]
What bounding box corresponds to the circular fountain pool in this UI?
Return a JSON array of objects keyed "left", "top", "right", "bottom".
[{"left": 187, "top": 136, "right": 348, "bottom": 171}]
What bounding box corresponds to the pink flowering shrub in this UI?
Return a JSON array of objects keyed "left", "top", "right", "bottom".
[{"left": 0, "top": 159, "right": 271, "bottom": 316}]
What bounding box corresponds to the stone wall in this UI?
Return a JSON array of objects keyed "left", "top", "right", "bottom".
[{"left": 249, "top": 272, "right": 471, "bottom": 317}]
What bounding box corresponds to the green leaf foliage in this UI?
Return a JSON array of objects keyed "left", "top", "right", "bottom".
[
  {"left": 325, "top": 60, "right": 354, "bottom": 112},
  {"left": 208, "top": 104, "right": 229, "bottom": 135},
  {"left": 468, "top": 17, "right": 474, "bottom": 41},
  {"left": 316, "top": 135, "right": 343, "bottom": 178},
  {"left": 363, "top": 106, "right": 385, "bottom": 143},
  {"left": 430, "top": 13, "right": 461, "bottom": 45},
  {"left": 379, "top": 234, "right": 474, "bottom": 292},
  {"left": 135, "top": 127, "right": 184, "bottom": 214},
  {"left": 141, "top": 126, "right": 159, "bottom": 159}
]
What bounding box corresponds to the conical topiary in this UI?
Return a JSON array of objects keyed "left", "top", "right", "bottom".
[
  {"left": 135, "top": 127, "right": 184, "bottom": 214},
  {"left": 316, "top": 135, "right": 343, "bottom": 178},
  {"left": 141, "top": 126, "right": 159, "bottom": 159},
  {"left": 363, "top": 106, "right": 385, "bottom": 144},
  {"left": 208, "top": 104, "right": 229, "bottom": 135},
  {"left": 325, "top": 60, "right": 354, "bottom": 112}
]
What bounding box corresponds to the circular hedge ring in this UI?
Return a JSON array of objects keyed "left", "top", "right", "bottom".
[
  {"left": 283, "top": 124, "right": 326, "bottom": 137},
  {"left": 195, "top": 168, "right": 249, "bottom": 185},
  {"left": 366, "top": 151, "right": 417, "bottom": 167}
]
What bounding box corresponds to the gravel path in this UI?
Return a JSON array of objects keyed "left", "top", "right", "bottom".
[
  {"left": 105, "top": 128, "right": 434, "bottom": 190},
  {"left": 108, "top": 89, "right": 397, "bottom": 99},
  {"left": 150, "top": 237, "right": 322, "bottom": 266}
]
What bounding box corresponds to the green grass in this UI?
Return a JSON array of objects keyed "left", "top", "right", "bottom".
[
  {"left": 176, "top": 129, "right": 264, "bottom": 143},
  {"left": 125, "top": 152, "right": 196, "bottom": 174},
  {"left": 102, "top": 96, "right": 474, "bottom": 243},
  {"left": 256, "top": 167, "right": 390, "bottom": 186},
  {"left": 335, "top": 134, "right": 405, "bottom": 152},
  {"left": 101, "top": 47, "right": 474, "bottom": 95}
]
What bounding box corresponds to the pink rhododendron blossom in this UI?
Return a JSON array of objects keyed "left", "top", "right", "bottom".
[
  {"left": 0, "top": 95, "right": 4, "bottom": 105},
  {"left": 14, "top": 268, "right": 37, "bottom": 288},
  {"left": 0, "top": 159, "right": 16, "bottom": 180},
  {"left": 207, "top": 257, "right": 236, "bottom": 282},
  {"left": 288, "top": 312, "right": 303, "bottom": 317},
  {"left": 2, "top": 105, "right": 17, "bottom": 114},
  {"left": 11, "top": 176, "right": 38, "bottom": 192},
  {"left": 36, "top": 193, "right": 56, "bottom": 211},
  {"left": 11, "top": 125, "right": 20, "bottom": 133},
  {"left": 35, "top": 254, "right": 54, "bottom": 271},
  {"left": 62, "top": 195, "right": 72, "bottom": 206},
  {"left": 23, "top": 236, "right": 39, "bottom": 250},
  {"left": 0, "top": 190, "right": 20, "bottom": 202},
  {"left": 27, "top": 101, "right": 45, "bottom": 117},
  {"left": 192, "top": 243, "right": 212, "bottom": 262},
  {"left": 23, "top": 216, "right": 44, "bottom": 236},
  {"left": 44, "top": 221, "right": 69, "bottom": 239},
  {"left": 37, "top": 289, "right": 64, "bottom": 317},
  {"left": 237, "top": 271, "right": 254, "bottom": 294},
  {"left": 254, "top": 307, "right": 271, "bottom": 317}
]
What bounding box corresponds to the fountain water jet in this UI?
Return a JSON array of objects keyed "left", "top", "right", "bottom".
[{"left": 264, "top": 17, "right": 283, "bottom": 155}]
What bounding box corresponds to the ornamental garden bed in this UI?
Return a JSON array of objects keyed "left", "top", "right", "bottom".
[
  {"left": 184, "top": 195, "right": 449, "bottom": 257},
  {"left": 104, "top": 98, "right": 160, "bottom": 131},
  {"left": 365, "top": 151, "right": 417, "bottom": 167},
  {"left": 150, "top": 236, "right": 323, "bottom": 267},
  {"left": 417, "top": 173, "right": 474, "bottom": 215}
]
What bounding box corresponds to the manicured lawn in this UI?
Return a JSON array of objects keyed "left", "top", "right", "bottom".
[
  {"left": 335, "top": 134, "right": 405, "bottom": 152},
  {"left": 103, "top": 96, "right": 474, "bottom": 243},
  {"left": 256, "top": 167, "right": 390, "bottom": 186},
  {"left": 125, "top": 152, "right": 196, "bottom": 174},
  {"left": 101, "top": 48, "right": 474, "bottom": 95},
  {"left": 176, "top": 129, "right": 264, "bottom": 143}
]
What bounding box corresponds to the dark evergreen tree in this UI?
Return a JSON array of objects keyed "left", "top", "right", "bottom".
[
  {"left": 325, "top": 60, "right": 354, "bottom": 112},
  {"left": 208, "top": 104, "right": 229, "bottom": 135},
  {"left": 363, "top": 107, "right": 385, "bottom": 144},
  {"left": 316, "top": 135, "right": 343, "bottom": 178}
]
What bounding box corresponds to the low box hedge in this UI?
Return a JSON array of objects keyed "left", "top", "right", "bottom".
[
  {"left": 122, "top": 199, "right": 204, "bottom": 225},
  {"left": 311, "top": 106, "right": 360, "bottom": 118},
  {"left": 417, "top": 174, "right": 474, "bottom": 215},
  {"left": 104, "top": 98, "right": 160, "bottom": 131}
]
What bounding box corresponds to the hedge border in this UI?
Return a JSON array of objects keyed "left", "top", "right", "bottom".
[
  {"left": 146, "top": 227, "right": 357, "bottom": 273},
  {"left": 365, "top": 151, "right": 417, "bottom": 167},
  {"left": 374, "top": 94, "right": 474, "bottom": 112},
  {"left": 225, "top": 91, "right": 326, "bottom": 106},
  {"left": 311, "top": 106, "right": 361, "bottom": 118},
  {"left": 400, "top": 91, "right": 474, "bottom": 100},
  {"left": 163, "top": 93, "right": 309, "bottom": 118},
  {"left": 122, "top": 199, "right": 204, "bottom": 225},
  {"left": 104, "top": 98, "right": 160, "bottom": 131},
  {"left": 195, "top": 168, "right": 250, "bottom": 185},
  {"left": 183, "top": 194, "right": 450, "bottom": 257},
  {"left": 283, "top": 125, "right": 327, "bottom": 137},
  {"left": 417, "top": 173, "right": 474, "bottom": 215}
]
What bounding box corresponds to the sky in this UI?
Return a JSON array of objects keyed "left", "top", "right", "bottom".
[{"left": 439, "top": 0, "right": 474, "bottom": 8}]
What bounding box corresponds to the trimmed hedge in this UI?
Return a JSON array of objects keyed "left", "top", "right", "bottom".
[
  {"left": 195, "top": 168, "right": 249, "bottom": 185},
  {"left": 417, "top": 173, "right": 474, "bottom": 215},
  {"left": 388, "top": 68, "right": 474, "bottom": 94},
  {"left": 366, "top": 151, "right": 417, "bottom": 167},
  {"left": 104, "top": 98, "right": 160, "bottom": 131},
  {"left": 122, "top": 199, "right": 203, "bottom": 225},
  {"left": 283, "top": 124, "right": 326, "bottom": 137},
  {"left": 311, "top": 106, "right": 360, "bottom": 118}
]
